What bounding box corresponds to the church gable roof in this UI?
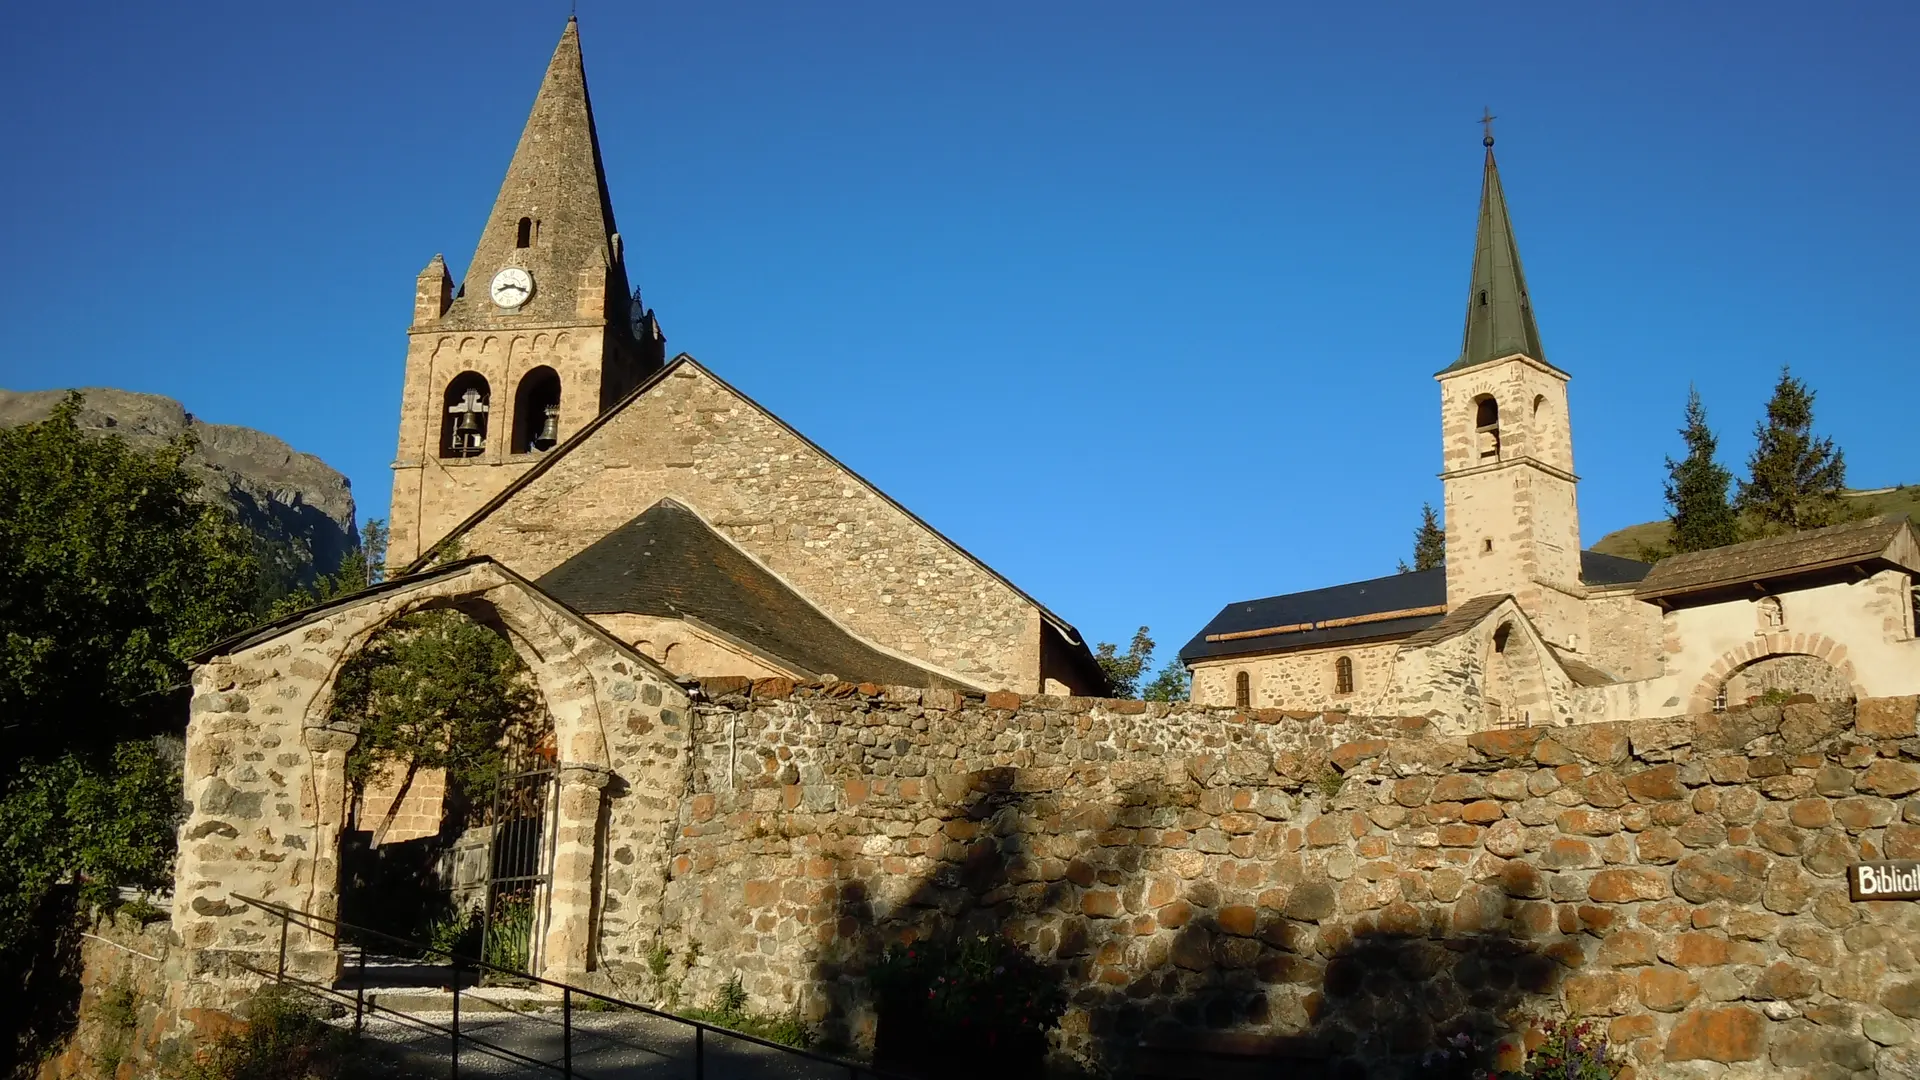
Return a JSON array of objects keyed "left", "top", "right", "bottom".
[
  {"left": 1635, "top": 514, "right": 1919, "bottom": 603},
  {"left": 537, "top": 498, "right": 969, "bottom": 689},
  {"left": 1397, "top": 594, "right": 1512, "bottom": 647},
  {"left": 404, "top": 354, "right": 1098, "bottom": 676}
]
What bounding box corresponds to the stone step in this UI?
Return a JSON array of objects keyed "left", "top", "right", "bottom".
[{"left": 358, "top": 986, "right": 559, "bottom": 1015}]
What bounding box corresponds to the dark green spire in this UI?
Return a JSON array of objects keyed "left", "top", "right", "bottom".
[{"left": 1444, "top": 134, "right": 1549, "bottom": 374}]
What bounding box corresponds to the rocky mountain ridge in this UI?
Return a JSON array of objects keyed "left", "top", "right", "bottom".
[{"left": 0, "top": 387, "right": 357, "bottom": 589}]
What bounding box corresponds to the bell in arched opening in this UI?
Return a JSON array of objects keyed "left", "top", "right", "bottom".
[
  {"left": 440, "top": 373, "right": 492, "bottom": 459},
  {"left": 512, "top": 366, "right": 563, "bottom": 454}
]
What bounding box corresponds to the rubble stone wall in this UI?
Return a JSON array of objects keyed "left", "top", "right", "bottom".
[{"left": 641, "top": 683, "right": 1920, "bottom": 1080}]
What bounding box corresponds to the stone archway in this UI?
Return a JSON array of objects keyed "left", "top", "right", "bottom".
[
  {"left": 1687, "top": 632, "right": 1861, "bottom": 713},
  {"left": 171, "top": 559, "right": 691, "bottom": 986}
]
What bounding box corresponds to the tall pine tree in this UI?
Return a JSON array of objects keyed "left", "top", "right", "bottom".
[
  {"left": 1736, "top": 367, "right": 1848, "bottom": 534},
  {"left": 1398, "top": 503, "right": 1446, "bottom": 573},
  {"left": 1663, "top": 386, "right": 1739, "bottom": 554}
]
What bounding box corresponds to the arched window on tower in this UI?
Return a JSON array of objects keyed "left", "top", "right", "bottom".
[
  {"left": 1474, "top": 395, "right": 1500, "bottom": 460},
  {"left": 440, "top": 372, "right": 491, "bottom": 459},
  {"left": 511, "top": 366, "right": 562, "bottom": 453},
  {"left": 1335, "top": 655, "right": 1355, "bottom": 695},
  {"left": 515, "top": 217, "right": 536, "bottom": 248},
  {"left": 1234, "top": 670, "right": 1250, "bottom": 709}
]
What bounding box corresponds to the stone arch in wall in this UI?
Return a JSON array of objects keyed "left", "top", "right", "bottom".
[
  {"left": 1480, "top": 620, "right": 1551, "bottom": 730},
  {"left": 172, "top": 559, "right": 690, "bottom": 986},
  {"left": 1687, "top": 632, "right": 1860, "bottom": 713}
]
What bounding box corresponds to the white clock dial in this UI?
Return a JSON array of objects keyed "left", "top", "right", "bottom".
[{"left": 490, "top": 267, "right": 534, "bottom": 308}]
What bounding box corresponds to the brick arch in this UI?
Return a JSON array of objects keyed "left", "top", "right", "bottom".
[
  {"left": 1686, "top": 632, "right": 1860, "bottom": 713},
  {"left": 174, "top": 559, "right": 689, "bottom": 984}
]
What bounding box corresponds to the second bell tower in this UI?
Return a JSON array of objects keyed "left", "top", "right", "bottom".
[
  {"left": 1436, "top": 133, "right": 1587, "bottom": 652},
  {"left": 387, "top": 16, "right": 665, "bottom": 568}
]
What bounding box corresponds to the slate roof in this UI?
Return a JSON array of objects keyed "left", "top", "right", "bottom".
[
  {"left": 535, "top": 498, "right": 968, "bottom": 689},
  {"left": 1398, "top": 594, "right": 1511, "bottom": 647},
  {"left": 1181, "top": 549, "right": 1655, "bottom": 665},
  {"left": 1635, "top": 514, "right": 1919, "bottom": 602},
  {"left": 1178, "top": 569, "right": 1448, "bottom": 664},
  {"left": 1581, "top": 550, "right": 1653, "bottom": 587},
  {"left": 1555, "top": 653, "right": 1618, "bottom": 688},
  {"left": 1442, "top": 142, "right": 1554, "bottom": 375}
]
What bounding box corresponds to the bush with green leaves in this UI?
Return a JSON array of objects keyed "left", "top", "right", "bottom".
[
  {"left": 168, "top": 986, "right": 422, "bottom": 1080},
  {"left": 680, "top": 974, "right": 812, "bottom": 1049},
  {"left": 867, "top": 933, "right": 1065, "bottom": 1078}
]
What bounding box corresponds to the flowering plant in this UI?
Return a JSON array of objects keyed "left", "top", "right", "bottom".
[
  {"left": 1514, "top": 1016, "right": 1622, "bottom": 1080},
  {"left": 1418, "top": 1030, "right": 1493, "bottom": 1079}
]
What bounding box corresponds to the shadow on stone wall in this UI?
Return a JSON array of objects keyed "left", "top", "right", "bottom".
[{"left": 807, "top": 770, "right": 1563, "bottom": 1079}]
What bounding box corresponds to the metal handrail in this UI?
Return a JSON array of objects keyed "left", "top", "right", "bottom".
[{"left": 232, "top": 892, "right": 909, "bottom": 1080}]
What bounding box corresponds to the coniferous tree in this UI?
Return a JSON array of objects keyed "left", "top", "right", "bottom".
[
  {"left": 1398, "top": 503, "right": 1446, "bottom": 573},
  {"left": 1663, "top": 386, "right": 1739, "bottom": 554},
  {"left": 1736, "top": 367, "right": 1848, "bottom": 534}
]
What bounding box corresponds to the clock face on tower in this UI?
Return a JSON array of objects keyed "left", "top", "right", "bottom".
[{"left": 490, "top": 267, "right": 534, "bottom": 308}]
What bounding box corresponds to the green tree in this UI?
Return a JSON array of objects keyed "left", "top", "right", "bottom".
[
  {"left": 1093, "top": 626, "right": 1154, "bottom": 699},
  {"left": 1398, "top": 503, "right": 1446, "bottom": 573},
  {"left": 329, "top": 611, "right": 542, "bottom": 822},
  {"left": 269, "top": 518, "right": 388, "bottom": 618},
  {"left": 1736, "top": 367, "right": 1849, "bottom": 534},
  {"left": 0, "top": 394, "right": 261, "bottom": 1069},
  {"left": 1663, "top": 386, "right": 1740, "bottom": 554},
  {"left": 0, "top": 393, "right": 261, "bottom": 758},
  {"left": 1141, "top": 659, "right": 1189, "bottom": 702}
]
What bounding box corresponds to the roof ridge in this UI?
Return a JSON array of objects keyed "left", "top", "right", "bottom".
[
  {"left": 406, "top": 354, "right": 1094, "bottom": 650},
  {"left": 1656, "top": 513, "right": 1907, "bottom": 566}
]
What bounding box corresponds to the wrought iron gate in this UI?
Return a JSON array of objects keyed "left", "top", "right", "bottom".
[{"left": 479, "top": 763, "right": 557, "bottom": 976}]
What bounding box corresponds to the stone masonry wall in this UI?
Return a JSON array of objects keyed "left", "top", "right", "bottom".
[{"left": 638, "top": 683, "right": 1920, "bottom": 1079}]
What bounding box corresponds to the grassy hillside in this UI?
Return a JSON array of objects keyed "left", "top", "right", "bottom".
[{"left": 1590, "top": 485, "right": 1920, "bottom": 559}]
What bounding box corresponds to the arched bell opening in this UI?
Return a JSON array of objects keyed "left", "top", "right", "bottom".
[
  {"left": 511, "top": 367, "right": 563, "bottom": 454},
  {"left": 1473, "top": 395, "right": 1501, "bottom": 460},
  {"left": 331, "top": 604, "right": 558, "bottom": 975},
  {"left": 440, "top": 372, "right": 492, "bottom": 459}
]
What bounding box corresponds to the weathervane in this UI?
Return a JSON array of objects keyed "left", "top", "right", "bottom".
[{"left": 1480, "top": 107, "right": 1496, "bottom": 148}]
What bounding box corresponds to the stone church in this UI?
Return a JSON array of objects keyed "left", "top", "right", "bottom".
[
  {"left": 385, "top": 18, "right": 1105, "bottom": 696},
  {"left": 1180, "top": 134, "right": 1920, "bottom": 731}
]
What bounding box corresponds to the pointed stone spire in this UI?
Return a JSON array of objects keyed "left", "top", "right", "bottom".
[
  {"left": 453, "top": 16, "right": 627, "bottom": 322},
  {"left": 1445, "top": 129, "right": 1548, "bottom": 373}
]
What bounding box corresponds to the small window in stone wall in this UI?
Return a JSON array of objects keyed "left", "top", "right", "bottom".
[
  {"left": 1335, "top": 655, "right": 1354, "bottom": 695},
  {"left": 1234, "top": 670, "right": 1250, "bottom": 708}
]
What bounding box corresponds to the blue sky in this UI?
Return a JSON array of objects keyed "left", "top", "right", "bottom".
[{"left": 4, "top": 1, "right": 1915, "bottom": 668}]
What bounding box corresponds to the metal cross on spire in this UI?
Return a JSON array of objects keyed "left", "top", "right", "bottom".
[{"left": 1480, "top": 108, "right": 1497, "bottom": 148}]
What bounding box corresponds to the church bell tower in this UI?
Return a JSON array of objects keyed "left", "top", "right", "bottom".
[
  {"left": 1436, "top": 128, "right": 1587, "bottom": 652},
  {"left": 388, "top": 17, "right": 665, "bottom": 568}
]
